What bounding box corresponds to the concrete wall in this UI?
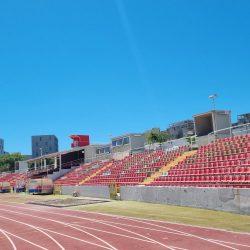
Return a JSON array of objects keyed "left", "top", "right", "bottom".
[
  {"left": 120, "top": 186, "right": 250, "bottom": 215},
  {"left": 49, "top": 168, "right": 76, "bottom": 181},
  {"left": 194, "top": 115, "right": 214, "bottom": 137},
  {"left": 130, "top": 134, "right": 145, "bottom": 150},
  {"left": 111, "top": 144, "right": 130, "bottom": 154},
  {"left": 196, "top": 135, "right": 216, "bottom": 148},
  {"left": 215, "top": 111, "right": 232, "bottom": 138},
  {"left": 96, "top": 153, "right": 116, "bottom": 162},
  {"left": 62, "top": 185, "right": 110, "bottom": 199}
]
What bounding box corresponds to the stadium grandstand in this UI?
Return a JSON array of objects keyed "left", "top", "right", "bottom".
[
  {"left": 1, "top": 109, "right": 250, "bottom": 192},
  {"left": 1, "top": 109, "right": 250, "bottom": 249}
]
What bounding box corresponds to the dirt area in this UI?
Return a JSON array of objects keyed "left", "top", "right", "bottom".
[{"left": 29, "top": 198, "right": 111, "bottom": 207}]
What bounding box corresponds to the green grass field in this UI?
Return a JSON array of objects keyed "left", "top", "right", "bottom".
[
  {"left": 0, "top": 198, "right": 29, "bottom": 203},
  {"left": 68, "top": 200, "right": 250, "bottom": 234}
]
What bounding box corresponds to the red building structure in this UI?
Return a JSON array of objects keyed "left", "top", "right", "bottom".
[{"left": 68, "top": 135, "right": 90, "bottom": 148}]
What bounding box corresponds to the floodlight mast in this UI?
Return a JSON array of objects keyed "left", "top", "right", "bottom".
[
  {"left": 209, "top": 94, "right": 217, "bottom": 110},
  {"left": 109, "top": 134, "right": 113, "bottom": 148}
]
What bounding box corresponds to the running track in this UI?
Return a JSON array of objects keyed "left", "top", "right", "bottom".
[{"left": 0, "top": 199, "right": 250, "bottom": 249}]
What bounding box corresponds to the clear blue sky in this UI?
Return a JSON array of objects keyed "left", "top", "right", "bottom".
[{"left": 1, "top": 1, "right": 250, "bottom": 155}]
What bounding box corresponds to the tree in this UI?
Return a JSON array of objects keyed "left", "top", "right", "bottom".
[
  {"left": 0, "top": 153, "right": 26, "bottom": 172},
  {"left": 184, "top": 135, "right": 195, "bottom": 144},
  {"left": 146, "top": 131, "right": 172, "bottom": 144}
]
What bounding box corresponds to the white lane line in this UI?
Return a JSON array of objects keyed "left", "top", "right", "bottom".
[
  {"left": 0, "top": 204, "right": 236, "bottom": 250},
  {"left": 100, "top": 220, "right": 250, "bottom": 248},
  {"left": 26, "top": 226, "right": 116, "bottom": 250},
  {"left": 23, "top": 206, "right": 240, "bottom": 249},
  {"left": 0, "top": 215, "right": 113, "bottom": 250},
  {"left": 0, "top": 229, "right": 17, "bottom": 250},
  {"left": 0, "top": 211, "right": 117, "bottom": 250},
  {"left": 0, "top": 208, "right": 117, "bottom": 250},
  {"left": 172, "top": 247, "right": 189, "bottom": 250},
  {"left": 0, "top": 202, "right": 244, "bottom": 249},
  {"left": 1, "top": 229, "right": 49, "bottom": 250},
  {"left": 113, "top": 217, "right": 239, "bottom": 250},
  {"left": 61, "top": 205, "right": 250, "bottom": 236},
  {"left": 0, "top": 200, "right": 249, "bottom": 236},
  {"left": 35, "top": 226, "right": 135, "bottom": 250},
  {"left": 0, "top": 208, "right": 176, "bottom": 250},
  {"left": 0, "top": 215, "right": 65, "bottom": 250},
  {"left": 89, "top": 219, "right": 187, "bottom": 235},
  {"left": 69, "top": 223, "right": 153, "bottom": 243},
  {"left": 212, "top": 239, "right": 250, "bottom": 248},
  {"left": 1, "top": 201, "right": 245, "bottom": 249}
]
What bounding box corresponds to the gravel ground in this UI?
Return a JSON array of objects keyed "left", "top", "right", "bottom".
[{"left": 29, "top": 198, "right": 110, "bottom": 207}]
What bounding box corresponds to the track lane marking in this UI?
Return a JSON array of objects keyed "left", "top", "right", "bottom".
[
  {"left": 0, "top": 229, "right": 17, "bottom": 250},
  {"left": 0, "top": 215, "right": 65, "bottom": 250},
  {"left": 0, "top": 211, "right": 117, "bottom": 250},
  {"left": 0, "top": 207, "right": 176, "bottom": 250},
  {"left": 1, "top": 229, "right": 49, "bottom": 250},
  {"left": 96, "top": 220, "right": 250, "bottom": 248},
  {"left": 0, "top": 215, "right": 114, "bottom": 250},
  {"left": 114, "top": 216, "right": 239, "bottom": 250},
  {"left": 1, "top": 204, "right": 238, "bottom": 250},
  {"left": 0, "top": 201, "right": 247, "bottom": 249}
]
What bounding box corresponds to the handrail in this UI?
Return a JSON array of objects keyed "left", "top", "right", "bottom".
[
  {"left": 207, "top": 122, "right": 250, "bottom": 143},
  {"left": 208, "top": 122, "right": 250, "bottom": 136},
  {"left": 27, "top": 157, "right": 84, "bottom": 176}
]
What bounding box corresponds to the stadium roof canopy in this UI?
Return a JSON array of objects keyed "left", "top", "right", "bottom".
[{"left": 23, "top": 144, "right": 101, "bottom": 163}]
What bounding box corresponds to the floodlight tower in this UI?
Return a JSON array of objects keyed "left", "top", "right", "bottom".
[
  {"left": 109, "top": 134, "right": 113, "bottom": 146},
  {"left": 209, "top": 94, "right": 217, "bottom": 110}
]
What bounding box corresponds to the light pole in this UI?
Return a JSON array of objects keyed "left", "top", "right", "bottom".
[
  {"left": 109, "top": 134, "right": 113, "bottom": 146},
  {"left": 209, "top": 94, "right": 218, "bottom": 141},
  {"left": 39, "top": 148, "right": 42, "bottom": 170},
  {"left": 109, "top": 134, "right": 113, "bottom": 158},
  {"left": 209, "top": 94, "right": 217, "bottom": 110}
]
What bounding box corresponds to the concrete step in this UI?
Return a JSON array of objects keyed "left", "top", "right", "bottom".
[
  {"left": 142, "top": 150, "right": 198, "bottom": 184},
  {"left": 79, "top": 162, "right": 112, "bottom": 185}
]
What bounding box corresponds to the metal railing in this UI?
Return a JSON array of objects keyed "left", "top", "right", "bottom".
[
  {"left": 27, "top": 158, "right": 84, "bottom": 177},
  {"left": 207, "top": 122, "right": 250, "bottom": 144}
]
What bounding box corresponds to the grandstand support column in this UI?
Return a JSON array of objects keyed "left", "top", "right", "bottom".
[
  {"left": 54, "top": 156, "right": 57, "bottom": 169},
  {"left": 59, "top": 154, "right": 62, "bottom": 171},
  {"left": 44, "top": 159, "right": 46, "bottom": 170},
  {"left": 34, "top": 161, "right": 37, "bottom": 171}
]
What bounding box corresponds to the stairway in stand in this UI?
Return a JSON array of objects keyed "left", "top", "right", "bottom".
[
  {"left": 10, "top": 173, "right": 26, "bottom": 186},
  {"left": 141, "top": 150, "right": 198, "bottom": 185},
  {"left": 78, "top": 163, "right": 113, "bottom": 185}
]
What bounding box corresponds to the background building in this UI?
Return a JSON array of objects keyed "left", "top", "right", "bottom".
[
  {"left": 165, "top": 120, "right": 194, "bottom": 139},
  {"left": 68, "top": 135, "right": 90, "bottom": 148},
  {"left": 231, "top": 112, "right": 250, "bottom": 127},
  {"left": 236, "top": 112, "right": 250, "bottom": 125},
  {"left": 32, "top": 135, "right": 59, "bottom": 158},
  {"left": 0, "top": 138, "right": 4, "bottom": 155}
]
